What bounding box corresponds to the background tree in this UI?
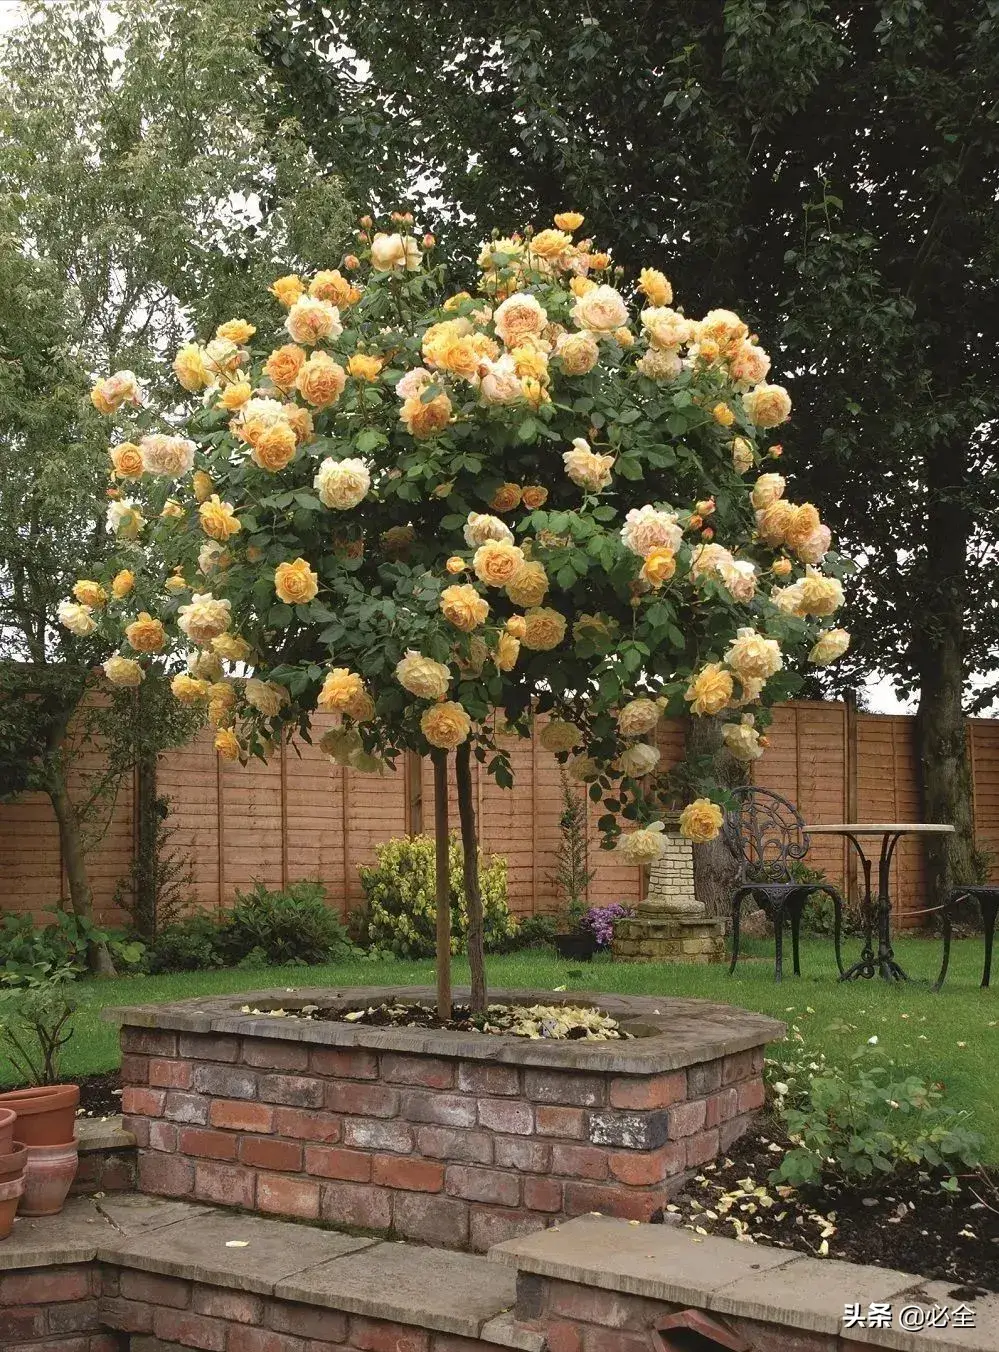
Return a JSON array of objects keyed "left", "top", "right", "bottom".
[
  {"left": 264, "top": 0, "right": 999, "bottom": 904},
  {"left": 0, "top": 0, "right": 351, "bottom": 968}
]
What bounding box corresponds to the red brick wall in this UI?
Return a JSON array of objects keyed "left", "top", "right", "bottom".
[
  {"left": 0, "top": 1263, "right": 118, "bottom": 1352},
  {"left": 120, "top": 1026, "right": 766, "bottom": 1253}
]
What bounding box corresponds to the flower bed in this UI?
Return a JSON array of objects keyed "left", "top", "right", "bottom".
[{"left": 108, "top": 986, "right": 782, "bottom": 1252}]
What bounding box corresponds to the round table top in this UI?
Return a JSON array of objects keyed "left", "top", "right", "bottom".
[{"left": 804, "top": 822, "right": 955, "bottom": 835}]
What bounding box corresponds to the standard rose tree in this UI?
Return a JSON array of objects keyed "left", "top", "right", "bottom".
[{"left": 68, "top": 211, "right": 852, "bottom": 1012}]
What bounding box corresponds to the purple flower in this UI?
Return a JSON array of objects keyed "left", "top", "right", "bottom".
[{"left": 581, "top": 903, "right": 634, "bottom": 947}]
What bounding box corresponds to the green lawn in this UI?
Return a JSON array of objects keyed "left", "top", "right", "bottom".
[{"left": 35, "top": 935, "right": 999, "bottom": 1157}]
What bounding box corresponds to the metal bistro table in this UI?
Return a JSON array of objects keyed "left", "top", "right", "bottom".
[{"left": 805, "top": 823, "right": 955, "bottom": 983}]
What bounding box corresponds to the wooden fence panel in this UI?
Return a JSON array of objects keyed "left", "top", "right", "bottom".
[{"left": 2, "top": 703, "right": 998, "bottom": 927}]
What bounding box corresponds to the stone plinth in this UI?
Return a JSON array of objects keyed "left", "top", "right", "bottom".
[
  {"left": 613, "top": 831, "right": 726, "bottom": 964},
  {"left": 107, "top": 987, "right": 782, "bottom": 1252}
]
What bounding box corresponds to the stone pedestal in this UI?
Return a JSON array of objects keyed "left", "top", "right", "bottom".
[{"left": 612, "top": 832, "right": 726, "bottom": 964}]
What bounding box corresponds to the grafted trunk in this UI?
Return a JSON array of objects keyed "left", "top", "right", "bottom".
[
  {"left": 431, "top": 749, "right": 452, "bottom": 1019},
  {"left": 684, "top": 714, "right": 747, "bottom": 918},
  {"left": 455, "top": 742, "right": 486, "bottom": 1014}
]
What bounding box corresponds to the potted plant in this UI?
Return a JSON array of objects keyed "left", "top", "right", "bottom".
[
  {"left": 0, "top": 983, "right": 79, "bottom": 1215},
  {"left": 549, "top": 771, "right": 599, "bottom": 960},
  {"left": 0, "top": 1141, "right": 27, "bottom": 1239}
]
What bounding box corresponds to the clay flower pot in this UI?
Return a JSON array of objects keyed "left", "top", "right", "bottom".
[
  {"left": 0, "top": 1142, "right": 28, "bottom": 1185},
  {"left": 0, "top": 1173, "right": 26, "bottom": 1240},
  {"left": 19, "top": 1141, "right": 78, "bottom": 1217},
  {"left": 0, "top": 1107, "right": 16, "bottom": 1155},
  {"left": 0, "top": 1085, "right": 79, "bottom": 1148}
]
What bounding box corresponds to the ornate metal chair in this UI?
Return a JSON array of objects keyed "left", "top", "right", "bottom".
[
  {"left": 723, "top": 785, "right": 845, "bottom": 982},
  {"left": 933, "top": 886, "right": 998, "bottom": 991}
]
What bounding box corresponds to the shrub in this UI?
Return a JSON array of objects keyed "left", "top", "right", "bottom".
[
  {"left": 0, "top": 910, "right": 144, "bottom": 986},
  {"left": 0, "top": 980, "right": 76, "bottom": 1084},
  {"left": 769, "top": 1046, "right": 982, "bottom": 1190},
  {"left": 220, "top": 881, "right": 355, "bottom": 966},
  {"left": 357, "top": 833, "right": 515, "bottom": 958},
  {"left": 487, "top": 912, "right": 559, "bottom": 953},
  {"left": 146, "top": 913, "right": 226, "bottom": 974}
]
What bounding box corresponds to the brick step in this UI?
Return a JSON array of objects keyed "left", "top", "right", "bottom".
[
  {"left": 0, "top": 1195, "right": 540, "bottom": 1351},
  {"left": 72, "top": 1115, "right": 136, "bottom": 1196}
]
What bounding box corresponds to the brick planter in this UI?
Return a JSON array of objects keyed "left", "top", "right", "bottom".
[{"left": 108, "top": 987, "right": 782, "bottom": 1252}]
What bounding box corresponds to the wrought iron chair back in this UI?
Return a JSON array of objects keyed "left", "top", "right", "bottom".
[{"left": 722, "top": 785, "right": 811, "bottom": 886}]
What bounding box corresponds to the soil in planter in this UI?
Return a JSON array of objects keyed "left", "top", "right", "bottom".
[
  {"left": 671, "top": 1123, "right": 999, "bottom": 1294},
  {"left": 242, "top": 1000, "right": 633, "bottom": 1040},
  {"left": 74, "top": 1072, "right": 122, "bottom": 1119}
]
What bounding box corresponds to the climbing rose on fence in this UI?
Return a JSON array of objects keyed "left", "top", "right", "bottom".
[{"left": 66, "top": 210, "right": 853, "bottom": 852}]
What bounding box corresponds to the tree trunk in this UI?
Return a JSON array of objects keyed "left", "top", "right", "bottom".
[
  {"left": 46, "top": 758, "right": 117, "bottom": 976},
  {"left": 431, "top": 749, "right": 452, "bottom": 1020},
  {"left": 684, "top": 715, "right": 747, "bottom": 918},
  {"left": 912, "top": 442, "right": 978, "bottom": 908},
  {"left": 455, "top": 742, "right": 486, "bottom": 1014}
]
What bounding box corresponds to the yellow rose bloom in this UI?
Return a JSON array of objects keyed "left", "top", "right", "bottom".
[
  {"left": 473, "top": 539, "right": 525, "bottom": 588},
  {"left": 555, "top": 330, "right": 600, "bottom": 375},
  {"left": 743, "top": 382, "right": 792, "bottom": 428},
  {"left": 724, "top": 627, "right": 783, "bottom": 681},
  {"left": 212, "top": 633, "right": 252, "bottom": 663},
  {"left": 617, "top": 698, "right": 661, "bottom": 737},
  {"left": 103, "top": 655, "right": 144, "bottom": 688},
  {"left": 617, "top": 822, "right": 667, "bottom": 864},
  {"left": 73, "top": 580, "right": 106, "bottom": 608},
  {"left": 614, "top": 327, "right": 634, "bottom": 348},
  {"left": 772, "top": 557, "right": 793, "bottom": 577},
  {"left": 90, "top": 370, "right": 140, "bottom": 415},
  {"left": 440, "top": 583, "right": 489, "bottom": 632},
  {"left": 401, "top": 391, "right": 452, "bottom": 439},
  {"left": 285, "top": 404, "right": 315, "bottom": 445},
  {"left": 296, "top": 352, "right": 348, "bottom": 408},
  {"left": 421, "top": 700, "right": 471, "bottom": 749},
  {"left": 495, "top": 632, "right": 520, "bottom": 671},
  {"left": 111, "top": 569, "right": 135, "bottom": 599},
  {"left": 505, "top": 615, "right": 527, "bottom": 640},
  {"left": 216, "top": 319, "right": 256, "bottom": 344},
  {"left": 522, "top": 606, "right": 567, "bottom": 651},
  {"left": 199, "top": 495, "right": 241, "bottom": 541},
  {"left": 796, "top": 568, "right": 845, "bottom": 617},
  {"left": 445, "top": 556, "right": 465, "bottom": 575},
  {"left": 539, "top": 719, "right": 582, "bottom": 753},
  {"left": 521, "top": 485, "right": 549, "bottom": 509},
  {"left": 685, "top": 662, "right": 735, "bottom": 716},
  {"left": 505, "top": 560, "right": 549, "bottom": 608},
  {"left": 569, "top": 275, "right": 598, "bottom": 298},
  {"left": 173, "top": 343, "right": 210, "bottom": 392},
  {"left": 310, "top": 270, "right": 357, "bottom": 307},
  {"left": 679, "top": 798, "right": 724, "bottom": 844},
  {"left": 214, "top": 728, "right": 241, "bottom": 761},
  {"left": 347, "top": 352, "right": 383, "bottom": 382},
  {"left": 395, "top": 650, "right": 451, "bottom": 701},
  {"left": 809, "top": 628, "right": 851, "bottom": 665},
  {"left": 554, "top": 211, "right": 584, "bottom": 232},
  {"left": 164, "top": 575, "right": 188, "bottom": 594},
  {"left": 520, "top": 375, "right": 549, "bottom": 409},
  {"left": 271, "top": 274, "right": 305, "bottom": 307},
  {"left": 219, "top": 381, "right": 252, "bottom": 412},
  {"left": 317, "top": 667, "right": 366, "bottom": 713},
  {"left": 264, "top": 344, "right": 306, "bottom": 391},
  {"left": 274, "top": 558, "right": 319, "bottom": 605},
  {"left": 489, "top": 482, "right": 522, "bottom": 513},
  {"left": 639, "top": 267, "right": 673, "bottom": 307},
  {"left": 161, "top": 499, "right": 184, "bottom": 520},
  {"left": 756, "top": 499, "right": 795, "bottom": 546},
  {"left": 712, "top": 402, "right": 736, "bottom": 428},
  {"left": 731, "top": 436, "right": 755, "bottom": 474},
  {"left": 529, "top": 228, "right": 572, "bottom": 259},
  {"left": 783, "top": 502, "right": 822, "bottom": 552},
  {"left": 171, "top": 673, "right": 210, "bottom": 705},
  {"left": 511, "top": 345, "right": 549, "bottom": 386},
  {"left": 109, "top": 442, "right": 144, "bottom": 479},
  {"left": 640, "top": 547, "right": 676, "bottom": 588},
  {"left": 192, "top": 470, "right": 214, "bottom": 503},
  {"left": 250, "top": 421, "right": 298, "bottom": 472},
  {"left": 245, "top": 678, "right": 289, "bottom": 717},
  {"left": 125, "top": 612, "right": 166, "bottom": 654}
]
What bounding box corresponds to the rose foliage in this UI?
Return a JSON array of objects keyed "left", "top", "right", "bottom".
[{"left": 67, "top": 212, "right": 853, "bottom": 867}]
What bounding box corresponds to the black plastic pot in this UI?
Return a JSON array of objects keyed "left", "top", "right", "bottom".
[{"left": 553, "top": 931, "right": 599, "bottom": 962}]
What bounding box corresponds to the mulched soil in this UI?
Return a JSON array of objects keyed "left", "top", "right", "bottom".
[
  {"left": 259, "top": 1000, "right": 632, "bottom": 1040},
  {"left": 671, "top": 1120, "right": 999, "bottom": 1295},
  {"left": 74, "top": 1071, "right": 122, "bottom": 1119}
]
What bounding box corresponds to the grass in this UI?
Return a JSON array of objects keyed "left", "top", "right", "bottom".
[{"left": 18, "top": 935, "right": 999, "bottom": 1157}]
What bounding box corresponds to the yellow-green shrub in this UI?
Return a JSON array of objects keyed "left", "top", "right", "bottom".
[{"left": 356, "top": 833, "right": 515, "bottom": 958}]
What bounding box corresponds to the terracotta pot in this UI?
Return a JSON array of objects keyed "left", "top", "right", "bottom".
[
  {"left": 0, "top": 1085, "right": 79, "bottom": 1148},
  {"left": 20, "top": 1141, "right": 78, "bottom": 1217},
  {"left": 0, "top": 1107, "right": 16, "bottom": 1155},
  {"left": 0, "top": 1143, "right": 27, "bottom": 1185},
  {"left": 0, "top": 1173, "right": 25, "bottom": 1240}
]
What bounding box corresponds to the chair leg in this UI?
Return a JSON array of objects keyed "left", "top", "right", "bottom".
[
  {"left": 772, "top": 902, "right": 786, "bottom": 983},
  {"left": 933, "top": 899, "right": 955, "bottom": 993},
  {"left": 788, "top": 892, "right": 805, "bottom": 977},
  {"left": 729, "top": 889, "right": 752, "bottom": 975},
  {"left": 982, "top": 896, "right": 998, "bottom": 990}
]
